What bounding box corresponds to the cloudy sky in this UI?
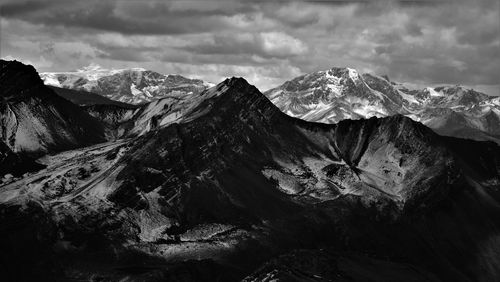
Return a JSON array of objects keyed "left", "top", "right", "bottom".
[{"left": 1, "top": 0, "right": 499, "bottom": 94}]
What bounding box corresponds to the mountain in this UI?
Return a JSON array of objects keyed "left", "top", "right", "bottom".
[
  {"left": 41, "top": 64, "right": 213, "bottom": 104},
  {"left": 1, "top": 77, "right": 499, "bottom": 281},
  {"left": 83, "top": 85, "right": 225, "bottom": 139},
  {"left": 265, "top": 67, "right": 500, "bottom": 143},
  {"left": 0, "top": 60, "right": 106, "bottom": 176}
]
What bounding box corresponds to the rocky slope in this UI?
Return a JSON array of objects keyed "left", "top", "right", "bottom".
[
  {"left": 83, "top": 82, "right": 229, "bottom": 139},
  {"left": 265, "top": 68, "right": 500, "bottom": 143},
  {"left": 41, "top": 64, "right": 212, "bottom": 104},
  {"left": 1, "top": 77, "right": 499, "bottom": 281},
  {"left": 0, "top": 60, "right": 106, "bottom": 176}
]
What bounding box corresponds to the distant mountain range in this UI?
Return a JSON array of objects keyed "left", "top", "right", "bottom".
[
  {"left": 265, "top": 67, "right": 500, "bottom": 144},
  {"left": 41, "top": 64, "right": 213, "bottom": 104},
  {"left": 1, "top": 60, "right": 500, "bottom": 282},
  {"left": 41, "top": 65, "right": 221, "bottom": 140},
  {"left": 41, "top": 65, "right": 500, "bottom": 144}
]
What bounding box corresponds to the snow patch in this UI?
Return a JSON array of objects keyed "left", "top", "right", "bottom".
[
  {"left": 427, "top": 87, "right": 444, "bottom": 97},
  {"left": 347, "top": 68, "right": 360, "bottom": 83},
  {"left": 203, "top": 81, "right": 216, "bottom": 88},
  {"left": 41, "top": 74, "right": 62, "bottom": 87},
  {"left": 130, "top": 84, "right": 142, "bottom": 96},
  {"left": 398, "top": 90, "right": 420, "bottom": 104},
  {"left": 325, "top": 83, "right": 343, "bottom": 96},
  {"left": 351, "top": 102, "right": 388, "bottom": 118}
]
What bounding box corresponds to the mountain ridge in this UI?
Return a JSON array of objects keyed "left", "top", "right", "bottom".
[
  {"left": 41, "top": 64, "right": 213, "bottom": 104},
  {"left": 264, "top": 67, "right": 500, "bottom": 144},
  {"left": 1, "top": 61, "right": 500, "bottom": 281},
  {"left": 2, "top": 72, "right": 500, "bottom": 281}
]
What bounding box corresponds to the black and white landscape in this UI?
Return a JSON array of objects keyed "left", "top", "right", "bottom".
[{"left": 1, "top": 0, "right": 499, "bottom": 281}]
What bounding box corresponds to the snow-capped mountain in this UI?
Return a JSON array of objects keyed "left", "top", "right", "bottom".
[
  {"left": 2, "top": 75, "right": 500, "bottom": 281},
  {"left": 265, "top": 67, "right": 500, "bottom": 143},
  {"left": 41, "top": 64, "right": 212, "bottom": 104},
  {"left": 265, "top": 68, "right": 401, "bottom": 122}
]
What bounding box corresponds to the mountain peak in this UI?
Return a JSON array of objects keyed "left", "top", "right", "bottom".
[
  {"left": 0, "top": 59, "right": 105, "bottom": 161},
  {"left": 208, "top": 77, "right": 260, "bottom": 101},
  {"left": 211, "top": 77, "right": 257, "bottom": 98},
  {"left": 264, "top": 66, "right": 499, "bottom": 144},
  {"left": 0, "top": 59, "right": 44, "bottom": 98},
  {"left": 1, "top": 59, "right": 41, "bottom": 80},
  {"left": 321, "top": 67, "right": 362, "bottom": 84},
  {"left": 222, "top": 76, "right": 251, "bottom": 87}
]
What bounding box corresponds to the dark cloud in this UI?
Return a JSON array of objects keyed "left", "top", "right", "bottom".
[
  {"left": 1, "top": 0, "right": 499, "bottom": 94},
  {"left": 405, "top": 22, "right": 422, "bottom": 36},
  {"left": 0, "top": 0, "right": 51, "bottom": 16},
  {"left": 261, "top": 2, "right": 320, "bottom": 28},
  {"left": 455, "top": 17, "right": 500, "bottom": 45},
  {"left": 0, "top": 0, "right": 258, "bottom": 35}
]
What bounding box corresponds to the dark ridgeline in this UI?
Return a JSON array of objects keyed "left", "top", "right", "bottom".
[
  {"left": 47, "top": 85, "right": 140, "bottom": 108},
  {"left": 0, "top": 60, "right": 499, "bottom": 281}
]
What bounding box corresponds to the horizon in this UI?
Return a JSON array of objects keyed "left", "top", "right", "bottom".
[
  {"left": 1, "top": 0, "right": 499, "bottom": 95},
  {"left": 7, "top": 59, "right": 497, "bottom": 96}
]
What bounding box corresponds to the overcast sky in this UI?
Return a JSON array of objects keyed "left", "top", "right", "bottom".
[{"left": 1, "top": 0, "right": 499, "bottom": 94}]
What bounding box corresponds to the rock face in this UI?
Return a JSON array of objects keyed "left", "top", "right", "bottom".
[
  {"left": 1, "top": 76, "right": 499, "bottom": 281},
  {"left": 0, "top": 60, "right": 106, "bottom": 175},
  {"left": 265, "top": 68, "right": 500, "bottom": 143},
  {"left": 41, "top": 64, "right": 212, "bottom": 104}
]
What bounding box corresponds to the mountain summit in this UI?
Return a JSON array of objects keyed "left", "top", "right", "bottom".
[{"left": 265, "top": 67, "right": 500, "bottom": 143}]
